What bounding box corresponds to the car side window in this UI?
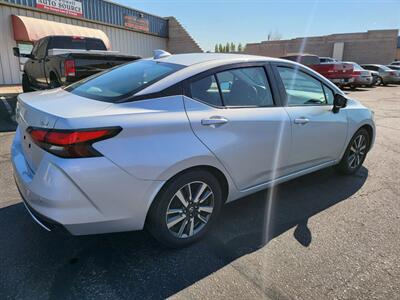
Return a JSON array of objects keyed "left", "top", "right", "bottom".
[
  {"left": 215, "top": 67, "right": 274, "bottom": 107},
  {"left": 277, "top": 67, "right": 327, "bottom": 106},
  {"left": 31, "top": 41, "right": 41, "bottom": 58},
  {"left": 36, "top": 39, "right": 48, "bottom": 59},
  {"left": 322, "top": 85, "right": 335, "bottom": 105},
  {"left": 189, "top": 75, "right": 222, "bottom": 106}
]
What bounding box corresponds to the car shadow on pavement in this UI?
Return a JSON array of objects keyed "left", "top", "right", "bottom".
[{"left": 0, "top": 166, "right": 368, "bottom": 299}]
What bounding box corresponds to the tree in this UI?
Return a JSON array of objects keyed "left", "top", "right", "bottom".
[
  {"left": 238, "top": 43, "right": 243, "bottom": 52},
  {"left": 214, "top": 44, "right": 219, "bottom": 53},
  {"left": 230, "top": 42, "right": 236, "bottom": 52},
  {"left": 267, "top": 30, "right": 282, "bottom": 41},
  {"left": 218, "top": 43, "right": 223, "bottom": 53},
  {"left": 225, "top": 42, "right": 230, "bottom": 53}
]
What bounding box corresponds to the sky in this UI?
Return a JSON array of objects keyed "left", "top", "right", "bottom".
[{"left": 114, "top": 0, "right": 400, "bottom": 51}]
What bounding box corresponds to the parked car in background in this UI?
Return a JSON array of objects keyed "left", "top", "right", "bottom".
[
  {"left": 342, "top": 62, "right": 373, "bottom": 89},
  {"left": 390, "top": 60, "right": 400, "bottom": 66},
  {"left": 13, "top": 35, "right": 141, "bottom": 92},
  {"left": 361, "top": 64, "right": 400, "bottom": 85},
  {"left": 386, "top": 65, "right": 400, "bottom": 83},
  {"left": 281, "top": 54, "right": 354, "bottom": 87},
  {"left": 12, "top": 52, "right": 375, "bottom": 247},
  {"left": 369, "top": 70, "right": 380, "bottom": 86}
]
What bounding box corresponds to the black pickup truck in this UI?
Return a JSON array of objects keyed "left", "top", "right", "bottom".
[{"left": 13, "top": 36, "right": 141, "bottom": 92}]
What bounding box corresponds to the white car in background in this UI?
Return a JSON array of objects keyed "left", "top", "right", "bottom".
[{"left": 12, "top": 52, "right": 375, "bottom": 247}]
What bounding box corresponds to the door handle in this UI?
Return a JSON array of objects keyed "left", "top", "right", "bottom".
[
  {"left": 294, "top": 117, "right": 310, "bottom": 125},
  {"left": 201, "top": 116, "right": 228, "bottom": 126}
]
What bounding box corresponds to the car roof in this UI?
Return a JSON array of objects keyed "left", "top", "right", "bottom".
[
  {"left": 152, "top": 52, "right": 281, "bottom": 66},
  {"left": 136, "top": 53, "right": 289, "bottom": 96},
  {"left": 136, "top": 52, "right": 343, "bottom": 97}
]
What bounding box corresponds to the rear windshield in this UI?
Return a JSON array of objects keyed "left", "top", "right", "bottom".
[
  {"left": 48, "top": 36, "right": 107, "bottom": 51},
  {"left": 65, "top": 60, "right": 184, "bottom": 102},
  {"left": 283, "top": 56, "right": 320, "bottom": 65}
]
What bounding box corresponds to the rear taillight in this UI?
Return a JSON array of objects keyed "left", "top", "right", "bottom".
[
  {"left": 64, "top": 59, "right": 76, "bottom": 77},
  {"left": 27, "top": 127, "right": 121, "bottom": 158},
  {"left": 352, "top": 71, "right": 361, "bottom": 77},
  {"left": 389, "top": 71, "right": 397, "bottom": 76}
]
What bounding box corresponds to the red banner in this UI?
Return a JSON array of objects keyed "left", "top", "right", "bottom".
[{"left": 124, "top": 15, "right": 149, "bottom": 32}]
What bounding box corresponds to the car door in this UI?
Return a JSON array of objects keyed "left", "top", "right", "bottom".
[
  {"left": 29, "top": 38, "right": 48, "bottom": 88},
  {"left": 273, "top": 63, "right": 348, "bottom": 173},
  {"left": 184, "top": 64, "right": 292, "bottom": 191}
]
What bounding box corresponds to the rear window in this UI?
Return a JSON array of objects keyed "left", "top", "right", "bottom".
[
  {"left": 283, "top": 55, "right": 320, "bottom": 65},
  {"left": 65, "top": 60, "right": 184, "bottom": 102},
  {"left": 48, "top": 37, "right": 107, "bottom": 51}
]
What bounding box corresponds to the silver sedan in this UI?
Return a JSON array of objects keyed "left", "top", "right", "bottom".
[{"left": 12, "top": 52, "right": 375, "bottom": 247}]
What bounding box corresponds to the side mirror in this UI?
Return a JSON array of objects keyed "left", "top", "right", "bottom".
[
  {"left": 333, "top": 94, "right": 347, "bottom": 113},
  {"left": 13, "top": 47, "right": 20, "bottom": 57}
]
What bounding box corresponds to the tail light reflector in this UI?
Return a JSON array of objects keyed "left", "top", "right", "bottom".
[
  {"left": 64, "top": 59, "right": 76, "bottom": 77},
  {"left": 351, "top": 71, "right": 361, "bottom": 77},
  {"left": 27, "top": 127, "right": 121, "bottom": 158}
]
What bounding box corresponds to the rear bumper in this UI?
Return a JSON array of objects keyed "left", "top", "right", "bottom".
[
  {"left": 330, "top": 77, "right": 354, "bottom": 84},
  {"left": 348, "top": 76, "right": 373, "bottom": 86},
  {"left": 11, "top": 127, "right": 165, "bottom": 235}
]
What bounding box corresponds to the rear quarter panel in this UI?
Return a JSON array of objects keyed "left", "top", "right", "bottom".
[{"left": 54, "top": 96, "right": 238, "bottom": 198}]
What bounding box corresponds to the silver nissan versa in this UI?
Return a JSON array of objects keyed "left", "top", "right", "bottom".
[{"left": 12, "top": 52, "right": 375, "bottom": 247}]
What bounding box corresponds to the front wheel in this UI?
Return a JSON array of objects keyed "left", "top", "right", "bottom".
[
  {"left": 337, "top": 128, "right": 370, "bottom": 174},
  {"left": 146, "top": 170, "right": 223, "bottom": 248}
]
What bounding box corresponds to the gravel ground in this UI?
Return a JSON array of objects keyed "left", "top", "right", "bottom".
[{"left": 0, "top": 86, "right": 399, "bottom": 299}]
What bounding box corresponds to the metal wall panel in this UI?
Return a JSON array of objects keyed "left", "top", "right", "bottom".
[
  {"left": 1, "top": 0, "right": 168, "bottom": 37},
  {"left": 0, "top": 4, "right": 167, "bottom": 84}
]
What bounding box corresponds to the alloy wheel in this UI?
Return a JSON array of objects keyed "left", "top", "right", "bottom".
[
  {"left": 165, "top": 181, "right": 214, "bottom": 238},
  {"left": 348, "top": 134, "right": 367, "bottom": 169}
]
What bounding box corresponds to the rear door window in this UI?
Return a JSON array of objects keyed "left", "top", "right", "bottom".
[
  {"left": 190, "top": 75, "right": 222, "bottom": 106},
  {"left": 215, "top": 67, "right": 274, "bottom": 107}
]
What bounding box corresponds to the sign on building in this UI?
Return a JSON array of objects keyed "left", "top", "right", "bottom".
[
  {"left": 124, "top": 15, "right": 149, "bottom": 32},
  {"left": 36, "top": 0, "right": 83, "bottom": 17}
]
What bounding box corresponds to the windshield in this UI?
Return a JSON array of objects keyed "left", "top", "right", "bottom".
[
  {"left": 66, "top": 60, "right": 184, "bottom": 102},
  {"left": 352, "top": 63, "right": 364, "bottom": 71}
]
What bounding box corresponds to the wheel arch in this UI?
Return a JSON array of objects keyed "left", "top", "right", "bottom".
[
  {"left": 359, "top": 124, "right": 374, "bottom": 150},
  {"left": 144, "top": 164, "right": 230, "bottom": 226}
]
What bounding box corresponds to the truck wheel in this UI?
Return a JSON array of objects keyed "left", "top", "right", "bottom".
[
  {"left": 22, "top": 74, "right": 34, "bottom": 93},
  {"left": 49, "top": 76, "right": 61, "bottom": 89}
]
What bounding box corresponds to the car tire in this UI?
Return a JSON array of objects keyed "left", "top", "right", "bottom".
[
  {"left": 375, "top": 76, "right": 383, "bottom": 86},
  {"left": 49, "top": 75, "right": 61, "bottom": 89},
  {"left": 337, "top": 128, "right": 370, "bottom": 175},
  {"left": 146, "top": 169, "right": 223, "bottom": 248},
  {"left": 22, "top": 74, "right": 34, "bottom": 93}
]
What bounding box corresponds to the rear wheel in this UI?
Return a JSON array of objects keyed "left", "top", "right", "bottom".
[
  {"left": 337, "top": 128, "right": 370, "bottom": 174},
  {"left": 22, "top": 74, "right": 34, "bottom": 93},
  {"left": 49, "top": 75, "right": 61, "bottom": 89},
  {"left": 376, "top": 76, "right": 383, "bottom": 86},
  {"left": 146, "top": 170, "right": 223, "bottom": 248}
]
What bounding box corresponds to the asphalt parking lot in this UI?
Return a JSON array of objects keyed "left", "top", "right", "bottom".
[{"left": 0, "top": 86, "right": 399, "bottom": 299}]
